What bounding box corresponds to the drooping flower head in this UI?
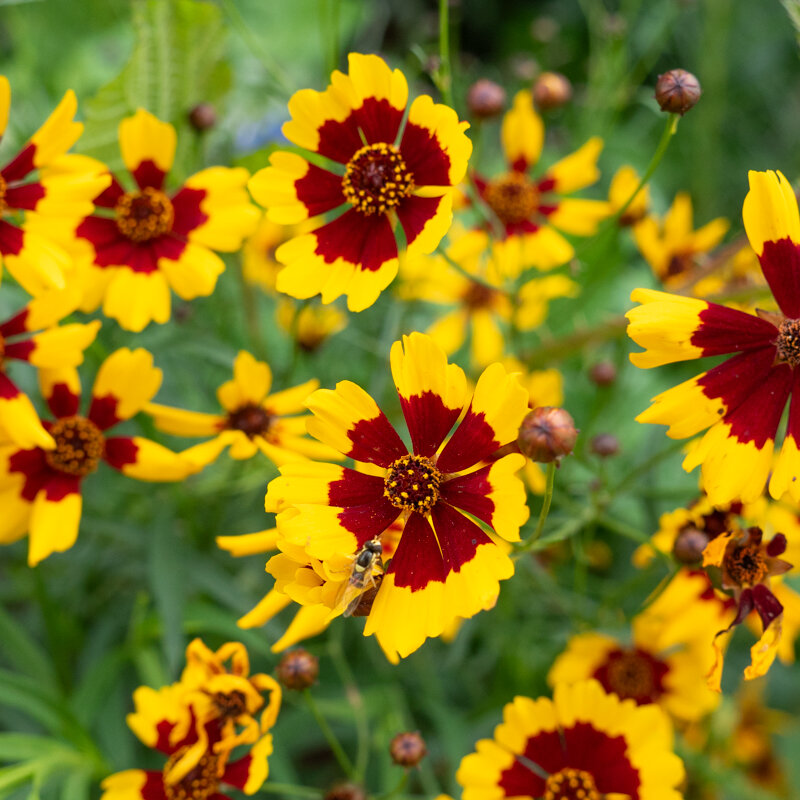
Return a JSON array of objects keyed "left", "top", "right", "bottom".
[
  {"left": 473, "top": 90, "right": 610, "bottom": 271},
  {"left": 0, "top": 78, "right": 110, "bottom": 294},
  {"left": 39, "top": 109, "right": 258, "bottom": 331},
  {"left": 265, "top": 332, "right": 530, "bottom": 661},
  {"left": 0, "top": 285, "right": 99, "bottom": 448},
  {"left": 455, "top": 680, "right": 684, "bottom": 800},
  {"left": 627, "top": 171, "right": 800, "bottom": 505},
  {"left": 0, "top": 348, "right": 201, "bottom": 565},
  {"left": 248, "top": 53, "right": 472, "bottom": 312}
]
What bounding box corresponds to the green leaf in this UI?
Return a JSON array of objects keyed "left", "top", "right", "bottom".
[
  {"left": 0, "top": 735, "right": 62, "bottom": 763},
  {"left": 148, "top": 522, "right": 186, "bottom": 675},
  {"left": 0, "top": 607, "right": 57, "bottom": 689},
  {"left": 0, "top": 670, "right": 63, "bottom": 734}
]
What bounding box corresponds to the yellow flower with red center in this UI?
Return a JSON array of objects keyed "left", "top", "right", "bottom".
[
  {"left": 0, "top": 285, "right": 100, "bottom": 449},
  {"left": 248, "top": 53, "right": 472, "bottom": 312},
  {"left": 37, "top": 109, "right": 259, "bottom": 332},
  {"left": 265, "top": 332, "right": 529, "bottom": 661},
  {"left": 145, "top": 350, "right": 337, "bottom": 467},
  {"left": 399, "top": 229, "right": 577, "bottom": 367},
  {"left": 103, "top": 639, "right": 278, "bottom": 800},
  {"left": 0, "top": 78, "right": 110, "bottom": 294},
  {"left": 473, "top": 90, "right": 610, "bottom": 272},
  {"left": 633, "top": 192, "right": 729, "bottom": 288},
  {"left": 627, "top": 171, "right": 800, "bottom": 505},
  {"left": 0, "top": 348, "right": 202, "bottom": 565},
  {"left": 455, "top": 680, "right": 684, "bottom": 800}
]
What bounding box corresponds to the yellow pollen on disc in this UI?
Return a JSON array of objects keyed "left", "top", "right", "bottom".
[
  {"left": 484, "top": 172, "right": 539, "bottom": 225},
  {"left": 543, "top": 768, "right": 601, "bottom": 800},
  {"left": 44, "top": 416, "right": 105, "bottom": 477},
  {"left": 341, "top": 142, "right": 414, "bottom": 216},
  {"left": 0, "top": 173, "right": 7, "bottom": 216},
  {"left": 383, "top": 454, "right": 442, "bottom": 513},
  {"left": 115, "top": 186, "right": 175, "bottom": 242},
  {"left": 163, "top": 746, "right": 220, "bottom": 800},
  {"left": 776, "top": 318, "right": 800, "bottom": 367}
]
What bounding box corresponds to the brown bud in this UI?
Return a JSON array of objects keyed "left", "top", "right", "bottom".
[
  {"left": 389, "top": 731, "right": 427, "bottom": 767},
  {"left": 655, "top": 69, "right": 701, "bottom": 115},
  {"left": 276, "top": 648, "right": 319, "bottom": 690},
  {"left": 672, "top": 526, "right": 711, "bottom": 565},
  {"left": 517, "top": 407, "right": 578, "bottom": 463},
  {"left": 466, "top": 79, "right": 507, "bottom": 119},
  {"left": 590, "top": 433, "right": 619, "bottom": 458},
  {"left": 589, "top": 362, "right": 616, "bottom": 387},
  {"left": 533, "top": 72, "right": 572, "bottom": 111},
  {"left": 188, "top": 103, "right": 217, "bottom": 131},
  {"left": 324, "top": 783, "right": 367, "bottom": 800}
]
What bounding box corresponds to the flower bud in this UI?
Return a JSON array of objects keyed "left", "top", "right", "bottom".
[
  {"left": 654, "top": 69, "right": 701, "bottom": 115},
  {"left": 324, "top": 783, "right": 367, "bottom": 800},
  {"left": 533, "top": 71, "right": 572, "bottom": 111},
  {"left": 466, "top": 79, "right": 507, "bottom": 119},
  {"left": 672, "top": 526, "right": 710, "bottom": 565},
  {"left": 517, "top": 407, "right": 578, "bottom": 463},
  {"left": 589, "top": 362, "right": 616, "bottom": 386},
  {"left": 389, "top": 731, "right": 427, "bottom": 767},
  {"left": 590, "top": 433, "right": 619, "bottom": 458},
  {"left": 276, "top": 648, "right": 319, "bottom": 690},
  {"left": 188, "top": 103, "right": 217, "bottom": 131}
]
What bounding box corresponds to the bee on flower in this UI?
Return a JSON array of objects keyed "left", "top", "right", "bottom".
[{"left": 248, "top": 53, "right": 472, "bottom": 311}]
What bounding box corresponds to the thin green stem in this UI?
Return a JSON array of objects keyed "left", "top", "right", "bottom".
[
  {"left": 302, "top": 689, "right": 357, "bottom": 780},
  {"left": 259, "top": 783, "right": 325, "bottom": 799},
  {"left": 237, "top": 258, "right": 267, "bottom": 360},
  {"left": 520, "top": 462, "right": 556, "bottom": 550},
  {"left": 377, "top": 772, "right": 410, "bottom": 800},
  {"left": 438, "top": 0, "right": 454, "bottom": 107},
  {"left": 436, "top": 246, "right": 500, "bottom": 292}
]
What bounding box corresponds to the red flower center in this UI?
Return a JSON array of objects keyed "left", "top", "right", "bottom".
[
  {"left": 596, "top": 648, "right": 665, "bottom": 705},
  {"left": 383, "top": 454, "right": 442, "bottom": 513},
  {"left": 726, "top": 542, "right": 768, "bottom": 586},
  {"left": 462, "top": 282, "right": 497, "bottom": 310},
  {"left": 342, "top": 143, "right": 413, "bottom": 216},
  {"left": 115, "top": 187, "right": 175, "bottom": 242},
  {"left": 776, "top": 318, "right": 800, "bottom": 367},
  {"left": 543, "top": 768, "right": 600, "bottom": 800},
  {"left": 227, "top": 403, "right": 273, "bottom": 439},
  {"left": 163, "top": 746, "right": 220, "bottom": 800},
  {"left": 484, "top": 172, "right": 539, "bottom": 224},
  {"left": 45, "top": 416, "right": 105, "bottom": 477}
]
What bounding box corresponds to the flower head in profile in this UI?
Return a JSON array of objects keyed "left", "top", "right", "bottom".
[
  {"left": 608, "top": 165, "right": 649, "bottom": 227},
  {"left": 38, "top": 109, "right": 258, "bottom": 331},
  {"left": 0, "top": 348, "right": 201, "bottom": 565},
  {"left": 0, "top": 285, "right": 100, "bottom": 449},
  {"left": 456, "top": 680, "right": 684, "bottom": 800},
  {"left": 473, "top": 90, "right": 610, "bottom": 271},
  {"left": 0, "top": 78, "right": 110, "bottom": 294},
  {"left": 248, "top": 53, "right": 472, "bottom": 312},
  {"left": 265, "top": 332, "right": 530, "bottom": 661},
  {"left": 146, "top": 350, "right": 336, "bottom": 468},
  {"left": 102, "top": 638, "right": 278, "bottom": 800},
  {"left": 627, "top": 170, "right": 800, "bottom": 505}
]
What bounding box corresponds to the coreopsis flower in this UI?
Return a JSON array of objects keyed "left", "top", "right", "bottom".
[
  {"left": 548, "top": 615, "right": 719, "bottom": 722},
  {"left": 0, "top": 78, "right": 110, "bottom": 294},
  {"left": 0, "top": 286, "right": 100, "bottom": 448},
  {"left": 608, "top": 165, "right": 649, "bottom": 226},
  {"left": 473, "top": 90, "right": 610, "bottom": 271},
  {"left": 145, "top": 350, "right": 336, "bottom": 467},
  {"left": 456, "top": 680, "right": 684, "bottom": 800},
  {"left": 399, "top": 229, "right": 577, "bottom": 366},
  {"left": 41, "top": 109, "right": 258, "bottom": 332},
  {"left": 633, "top": 191, "right": 728, "bottom": 288},
  {"left": 276, "top": 300, "right": 346, "bottom": 353},
  {"left": 703, "top": 526, "right": 792, "bottom": 688},
  {"left": 265, "top": 332, "right": 530, "bottom": 660},
  {"left": 627, "top": 171, "right": 800, "bottom": 505},
  {"left": 248, "top": 53, "right": 472, "bottom": 312},
  {"left": 0, "top": 348, "right": 201, "bottom": 565},
  {"left": 103, "top": 639, "right": 278, "bottom": 800}
]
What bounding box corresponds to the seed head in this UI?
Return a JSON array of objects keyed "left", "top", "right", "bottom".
[
  {"left": 533, "top": 71, "right": 572, "bottom": 111},
  {"left": 188, "top": 103, "right": 217, "bottom": 131},
  {"left": 673, "top": 526, "right": 711, "bottom": 565},
  {"left": 389, "top": 731, "right": 427, "bottom": 767},
  {"left": 655, "top": 69, "right": 701, "bottom": 115},
  {"left": 466, "top": 79, "right": 507, "bottom": 119},
  {"left": 324, "top": 783, "right": 367, "bottom": 800},
  {"left": 517, "top": 406, "right": 578, "bottom": 463},
  {"left": 589, "top": 362, "right": 616, "bottom": 386},
  {"left": 590, "top": 433, "right": 619, "bottom": 458},
  {"left": 276, "top": 649, "right": 319, "bottom": 690}
]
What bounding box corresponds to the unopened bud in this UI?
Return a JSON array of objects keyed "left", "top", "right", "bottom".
[
  {"left": 276, "top": 648, "right": 319, "bottom": 690},
  {"left": 533, "top": 72, "right": 572, "bottom": 111},
  {"left": 389, "top": 732, "right": 427, "bottom": 767},
  {"left": 655, "top": 69, "right": 701, "bottom": 115},
  {"left": 188, "top": 103, "right": 217, "bottom": 131},
  {"left": 590, "top": 433, "right": 619, "bottom": 458},
  {"left": 672, "top": 526, "right": 710, "bottom": 564},
  {"left": 466, "top": 79, "right": 507, "bottom": 119},
  {"left": 589, "top": 362, "right": 616, "bottom": 386},
  {"left": 586, "top": 540, "right": 613, "bottom": 571},
  {"left": 517, "top": 407, "right": 578, "bottom": 463},
  {"left": 324, "top": 783, "right": 367, "bottom": 800}
]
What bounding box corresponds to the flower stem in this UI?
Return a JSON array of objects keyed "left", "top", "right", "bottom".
[
  {"left": 376, "top": 772, "right": 409, "bottom": 800},
  {"left": 519, "top": 462, "right": 557, "bottom": 551},
  {"left": 303, "top": 689, "right": 357, "bottom": 780},
  {"left": 259, "top": 784, "right": 325, "bottom": 798},
  {"left": 438, "top": 0, "right": 454, "bottom": 107}
]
